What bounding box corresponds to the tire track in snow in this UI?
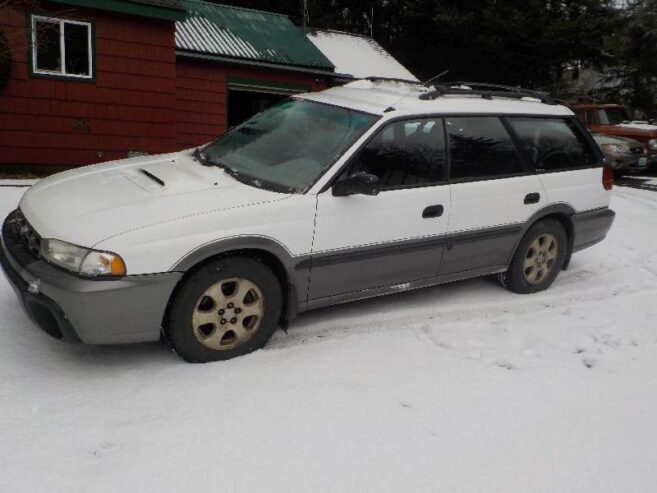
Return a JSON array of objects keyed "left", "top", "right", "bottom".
[
  {"left": 270, "top": 274, "right": 655, "bottom": 352},
  {"left": 613, "top": 188, "right": 657, "bottom": 211}
]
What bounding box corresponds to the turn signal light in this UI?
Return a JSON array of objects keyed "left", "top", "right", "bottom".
[
  {"left": 110, "top": 255, "right": 127, "bottom": 276},
  {"left": 602, "top": 165, "right": 614, "bottom": 191}
]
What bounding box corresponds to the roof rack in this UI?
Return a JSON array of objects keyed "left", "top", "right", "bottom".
[{"left": 419, "top": 81, "right": 559, "bottom": 105}]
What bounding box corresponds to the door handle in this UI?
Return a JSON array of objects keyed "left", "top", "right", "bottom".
[
  {"left": 524, "top": 192, "right": 540, "bottom": 205},
  {"left": 422, "top": 204, "right": 444, "bottom": 218}
]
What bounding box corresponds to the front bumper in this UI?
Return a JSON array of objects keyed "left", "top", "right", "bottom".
[
  {"left": 606, "top": 152, "right": 649, "bottom": 172},
  {"left": 0, "top": 210, "right": 182, "bottom": 344}
]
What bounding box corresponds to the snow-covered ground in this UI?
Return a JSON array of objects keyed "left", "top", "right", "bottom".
[{"left": 1, "top": 184, "right": 657, "bottom": 492}]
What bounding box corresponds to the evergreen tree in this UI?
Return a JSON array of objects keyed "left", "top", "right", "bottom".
[{"left": 214, "top": 1, "right": 631, "bottom": 96}]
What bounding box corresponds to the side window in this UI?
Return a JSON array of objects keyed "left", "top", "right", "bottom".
[
  {"left": 31, "top": 16, "right": 93, "bottom": 79},
  {"left": 508, "top": 117, "right": 598, "bottom": 171},
  {"left": 349, "top": 118, "right": 446, "bottom": 189},
  {"left": 597, "top": 109, "right": 610, "bottom": 125},
  {"left": 576, "top": 111, "right": 587, "bottom": 125},
  {"left": 446, "top": 117, "right": 523, "bottom": 181},
  {"left": 586, "top": 110, "right": 595, "bottom": 125}
]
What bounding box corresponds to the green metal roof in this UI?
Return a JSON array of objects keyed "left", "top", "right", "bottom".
[
  {"left": 48, "top": 0, "right": 187, "bottom": 21},
  {"left": 176, "top": 1, "right": 334, "bottom": 71}
]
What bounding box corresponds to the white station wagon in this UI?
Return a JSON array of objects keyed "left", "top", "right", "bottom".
[{"left": 0, "top": 80, "right": 615, "bottom": 362}]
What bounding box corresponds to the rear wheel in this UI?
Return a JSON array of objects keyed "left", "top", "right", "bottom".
[
  {"left": 164, "top": 256, "right": 283, "bottom": 362},
  {"left": 499, "top": 219, "right": 567, "bottom": 294}
]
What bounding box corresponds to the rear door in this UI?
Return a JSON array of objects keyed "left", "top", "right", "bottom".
[
  {"left": 440, "top": 116, "right": 546, "bottom": 275},
  {"left": 309, "top": 117, "right": 450, "bottom": 301}
]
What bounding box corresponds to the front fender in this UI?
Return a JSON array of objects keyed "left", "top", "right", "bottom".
[{"left": 171, "top": 235, "right": 311, "bottom": 317}]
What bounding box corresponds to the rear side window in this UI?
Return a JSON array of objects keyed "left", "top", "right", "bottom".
[
  {"left": 349, "top": 118, "right": 446, "bottom": 189},
  {"left": 508, "top": 117, "right": 598, "bottom": 171},
  {"left": 446, "top": 117, "right": 524, "bottom": 181}
]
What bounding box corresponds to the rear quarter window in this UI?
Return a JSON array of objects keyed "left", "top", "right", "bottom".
[
  {"left": 508, "top": 117, "right": 598, "bottom": 172},
  {"left": 446, "top": 116, "right": 525, "bottom": 181}
]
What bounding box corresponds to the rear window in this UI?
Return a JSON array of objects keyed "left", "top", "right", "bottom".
[
  {"left": 508, "top": 117, "right": 598, "bottom": 171},
  {"left": 597, "top": 108, "right": 629, "bottom": 125}
]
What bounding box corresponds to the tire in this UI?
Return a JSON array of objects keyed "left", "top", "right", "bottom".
[
  {"left": 499, "top": 219, "right": 567, "bottom": 294},
  {"left": 164, "top": 256, "right": 283, "bottom": 363}
]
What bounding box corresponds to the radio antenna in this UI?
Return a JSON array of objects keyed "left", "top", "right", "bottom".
[
  {"left": 302, "top": 0, "right": 309, "bottom": 32},
  {"left": 422, "top": 69, "right": 449, "bottom": 87}
]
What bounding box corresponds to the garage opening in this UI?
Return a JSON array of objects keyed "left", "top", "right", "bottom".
[
  {"left": 226, "top": 78, "right": 311, "bottom": 128},
  {"left": 227, "top": 90, "right": 287, "bottom": 128}
]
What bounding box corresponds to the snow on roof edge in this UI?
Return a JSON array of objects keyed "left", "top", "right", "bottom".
[{"left": 305, "top": 28, "right": 418, "bottom": 82}]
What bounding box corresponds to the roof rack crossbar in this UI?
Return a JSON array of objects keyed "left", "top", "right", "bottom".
[{"left": 420, "top": 81, "right": 558, "bottom": 105}]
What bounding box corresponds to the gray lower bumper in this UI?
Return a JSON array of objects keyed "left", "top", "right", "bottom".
[
  {"left": 572, "top": 207, "right": 615, "bottom": 253},
  {"left": 1, "top": 212, "right": 182, "bottom": 345}
]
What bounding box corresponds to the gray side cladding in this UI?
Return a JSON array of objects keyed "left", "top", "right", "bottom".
[{"left": 170, "top": 205, "right": 614, "bottom": 314}]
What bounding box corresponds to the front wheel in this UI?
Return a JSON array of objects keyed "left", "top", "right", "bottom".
[
  {"left": 164, "top": 256, "right": 283, "bottom": 362},
  {"left": 499, "top": 219, "right": 567, "bottom": 294}
]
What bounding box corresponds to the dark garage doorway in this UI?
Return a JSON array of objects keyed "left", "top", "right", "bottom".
[{"left": 227, "top": 89, "right": 288, "bottom": 128}]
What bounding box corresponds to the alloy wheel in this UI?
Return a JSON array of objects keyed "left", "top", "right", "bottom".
[
  {"left": 523, "top": 233, "right": 558, "bottom": 285},
  {"left": 191, "top": 277, "right": 265, "bottom": 350}
]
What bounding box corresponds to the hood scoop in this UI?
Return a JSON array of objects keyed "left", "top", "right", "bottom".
[{"left": 122, "top": 168, "right": 166, "bottom": 192}]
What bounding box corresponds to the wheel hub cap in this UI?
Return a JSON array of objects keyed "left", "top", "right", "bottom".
[
  {"left": 523, "top": 233, "right": 558, "bottom": 285},
  {"left": 192, "top": 277, "right": 265, "bottom": 350}
]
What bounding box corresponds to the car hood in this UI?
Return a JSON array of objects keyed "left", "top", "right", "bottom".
[
  {"left": 592, "top": 133, "right": 643, "bottom": 148},
  {"left": 615, "top": 122, "right": 657, "bottom": 136},
  {"left": 19, "top": 150, "right": 287, "bottom": 247}
]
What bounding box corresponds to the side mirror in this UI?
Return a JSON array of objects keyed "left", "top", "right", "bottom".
[{"left": 332, "top": 172, "right": 380, "bottom": 197}]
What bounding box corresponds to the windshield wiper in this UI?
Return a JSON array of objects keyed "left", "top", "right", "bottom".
[
  {"left": 192, "top": 148, "right": 295, "bottom": 194},
  {"left": 192, "top": 147, "right": 214, "bottom": 167},
  {"left": 193, "top": 148, "right": 243, "bottom": 178}
]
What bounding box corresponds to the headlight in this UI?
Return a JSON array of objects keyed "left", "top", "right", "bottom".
[
  {"left": 601, "top": 143, "right": 629, "bottom": 154},
  {"left": 649, "top": 139, "right": 657, "bottom": 150},
  {"left": 40, "top": 239, "right": 126, "bottom": 277}
]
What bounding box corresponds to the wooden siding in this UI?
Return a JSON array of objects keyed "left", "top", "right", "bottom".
[
  {"left": 0, "top": 3, "right": 178, "bottom": 166},
  {"left": 0, "top": 2, "right": 330, "bottom": 168}
]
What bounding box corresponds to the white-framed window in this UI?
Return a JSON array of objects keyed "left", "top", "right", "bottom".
[{"left": 31, "top": 15, "right": 93, "bottom": 79}]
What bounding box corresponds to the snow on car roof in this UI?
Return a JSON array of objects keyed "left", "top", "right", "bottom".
[{"left": 298, "top": 79, "right": 574, "bottom": 117}]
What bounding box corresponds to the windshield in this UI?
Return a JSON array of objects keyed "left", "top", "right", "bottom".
[
  {"left": 200, "top": 99, "right": 378, "bottom": 193},
  {"left": 598, "top": 108, "right": 629, "bottom": 125}
]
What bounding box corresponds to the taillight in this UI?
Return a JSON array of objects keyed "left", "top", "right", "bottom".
[{"left": 602, "top": 165, "right": 614, "bottom": 190}]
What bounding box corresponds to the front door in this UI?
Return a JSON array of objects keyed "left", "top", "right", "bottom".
[{"left": 309, "top": 117, "right": 451, "bottom": 301}]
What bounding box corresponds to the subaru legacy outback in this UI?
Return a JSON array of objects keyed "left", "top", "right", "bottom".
[{"left": 0, "top": 80, "right": 615, "bottom": 362}]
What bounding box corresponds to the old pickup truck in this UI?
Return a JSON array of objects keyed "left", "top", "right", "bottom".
[{"left": 575, "top": 104, "right": 657, "bottom": 164}]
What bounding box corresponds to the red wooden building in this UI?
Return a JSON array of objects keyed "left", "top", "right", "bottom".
[{"left": 0, "top": 0, "right": 335, "bottom": 169}]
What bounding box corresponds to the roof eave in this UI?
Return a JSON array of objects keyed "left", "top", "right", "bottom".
[
  {"left": 175, "top": 50, "right": 335, "bottom": 77},
  {"left": 48, "top": 0, "right": 186, "bottom": 21}
]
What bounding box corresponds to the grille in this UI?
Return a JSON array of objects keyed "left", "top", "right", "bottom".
[
  {"left": 630, "top": 146, "right": 645, "bottom": 156},
  {"left": 14, "top": 210, "right": 41, "bottom": 259}
]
